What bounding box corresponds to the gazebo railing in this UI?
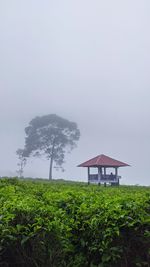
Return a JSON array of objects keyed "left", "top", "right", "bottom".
[
  {"left": 89, "top": 174, "right": 99, "bottom": 181},
  {"left": 89, "top": 174, "right": 121, "bottom": 182}
]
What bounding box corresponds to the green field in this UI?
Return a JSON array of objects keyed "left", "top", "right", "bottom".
[{"left": 0, "top": 178, "right": 150, "bottom": 267}]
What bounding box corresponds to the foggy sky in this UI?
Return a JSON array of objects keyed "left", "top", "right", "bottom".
[{"left": 0, "top": 0, "right": 150, "bottom": 185}]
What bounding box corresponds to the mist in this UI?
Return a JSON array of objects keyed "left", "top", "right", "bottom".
[{"left": 0, "top": 0, "right": 150, "bottom": 185}]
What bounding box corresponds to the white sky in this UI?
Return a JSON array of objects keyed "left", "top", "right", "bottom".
[{"left": 0, "top": 0, "right": 150, "bottom": 185}]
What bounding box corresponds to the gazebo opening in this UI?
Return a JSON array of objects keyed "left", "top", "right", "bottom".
[{"left": 78, "top": 154, "right": 130, "bottom": 186}]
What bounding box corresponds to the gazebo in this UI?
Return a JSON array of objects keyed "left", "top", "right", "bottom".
[{"left": 78, "top": 154, "right": 130, "bottom": 185}]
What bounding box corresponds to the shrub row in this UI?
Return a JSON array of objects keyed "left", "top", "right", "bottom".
[{"left": 0, "top": 178, "right": 150, "bottom": 267}]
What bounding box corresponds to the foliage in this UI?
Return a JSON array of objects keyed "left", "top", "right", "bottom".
[
  {"left": 0, "top": 178, "right": 150, "bottom": 267},
  {"left": 20, "top": 114, "right": 80, "bottom": 180}
]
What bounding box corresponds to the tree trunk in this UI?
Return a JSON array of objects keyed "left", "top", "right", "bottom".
[
  {"left": 49, "top": 156, "right": 53, "bottom": 180},
  {"left": 48, "top": 139, "right": 55, "bottom": 180}
]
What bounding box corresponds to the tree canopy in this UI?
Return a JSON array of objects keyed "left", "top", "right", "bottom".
[{"left": 21, "top": 114, "right": 80, "bottom": 179}]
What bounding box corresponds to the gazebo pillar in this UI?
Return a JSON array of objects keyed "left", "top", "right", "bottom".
[
  {"left": 104, "top": 167, "right": 106, "bottom": 177},
  {"left": 88, "top": 167, "right": 90, "bottom": 184},
  {"left": 98, "top": 167, "right": 102, "bottom": 185},
  {"left": 115, "top": 167, "right": 118, "bottom": 177},
  {"left": 115, "top": 167, "right": 119, "bottom": 185}
]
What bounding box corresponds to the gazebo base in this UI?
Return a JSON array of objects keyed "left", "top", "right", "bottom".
[{"left": 88, "top": 181, "right": 120, "bottom": 186}]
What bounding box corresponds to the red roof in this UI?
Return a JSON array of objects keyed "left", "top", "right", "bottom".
[{"left": 78, "top": 154, "right": 130, "bottom": 168}]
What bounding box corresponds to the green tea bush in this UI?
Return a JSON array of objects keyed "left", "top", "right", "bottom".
[{"left": 0, "top": 178, "right": 150, "bottom": 267}]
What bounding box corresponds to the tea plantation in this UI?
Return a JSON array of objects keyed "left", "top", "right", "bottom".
[{"left": 0, "top": 177, "right": 150, "bottom": 267}]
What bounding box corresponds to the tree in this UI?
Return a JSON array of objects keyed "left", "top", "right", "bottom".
[
  {"left": 16, "top": 149, "right": 27, "bottom": 178},
  {"left": 21, "top": 114, "right": 80, "bottom": 180}
]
